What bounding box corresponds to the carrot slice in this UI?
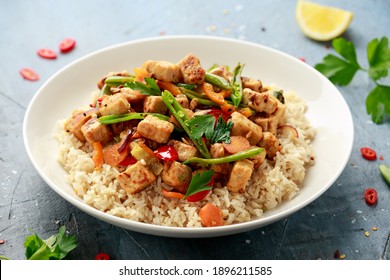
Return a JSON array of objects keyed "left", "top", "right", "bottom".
[
  {"left": 202, "top": 82, "right": 227, "bottom": 105},
  {"left": 157, "top": 80, "right": 182, "bottom": 96},
  {"left": 199, "top": 203, "right": 224, "bottom": 227},
  {"left": 161, "top": 188, "right": 185, "bottom": 199},
  {"left": 134, "top": 68, "right": 151, "bottom": 82},
  {"left": 102, "top": 142, "right": 128, "bottom": 166},
  {"left": 92, "top": 142, "right": 103, "bottom": 169},
  {"left": 222, "top": 136, "right": 250, "bottom": 154}
]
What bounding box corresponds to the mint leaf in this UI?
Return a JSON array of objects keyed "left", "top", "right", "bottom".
[
  {"left": 187, "top": 114, "right": 216, "bottom": 140},
  {"left": 367, "top": 37, "right": 390, "bottom": 81},
  {"left": 314, "top": 38, "right": 361, "bottom": 86},
  {"left": 366, "top": 85, "right": 390, "bottom": 124},
  {"left": 184, "top": 169, "right": 214, "bottom": 198},
  {"left": 210, "top": 115, "right": 233, "bottom": 144}
]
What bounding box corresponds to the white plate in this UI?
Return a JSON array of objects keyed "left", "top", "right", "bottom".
[{"left": 23, "top": 36, "right": 354, "bottom": 238}]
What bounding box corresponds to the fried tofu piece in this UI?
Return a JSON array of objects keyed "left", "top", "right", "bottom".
[
  {"left": 177, "top": 53, "right": 205, "bottom": 85},
  {"left": 81, "top": 117, "right": 112, "bottom": 145},
  {"left": 227, "top": 159, "right": 254, "bottom": 193},
  {"left": 209, "top": 143, "right": 230, "bottom": 175},
  {"left": 167, "top": 140, "right": 198, "bottom": 162},
  {"left": 245, "top": 88, "right": 278, "bottom": 114},
  {"left": 161, "top": 161, "right": 192, "bottom": 193},
  {"left": 65, "top": 109, "right": 94, "bottom": 142},
  {"left": 137, "top": 115, "right": 174, "bottom": 143},
  {"left": 143, "top": 60, "right": 182, "bottom": 83},
  {"left": 258, "top": 132, "right": 280, "bottom": 159},
  {"left": 98, "top": 93, "right": 131, "bottom": 116},
  {"left": 143, "top": 96, "right": 167, "bottom": 114},
  {"left": 230, "top": 112, "right": 263, "bottom": 145},
  {"left": 116, "top": 161, "right": 156, "bottom": 195}
]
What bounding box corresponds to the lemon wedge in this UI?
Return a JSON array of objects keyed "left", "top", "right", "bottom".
[{"left": 296, "top": 0, "right": 353, "bottom": 41}]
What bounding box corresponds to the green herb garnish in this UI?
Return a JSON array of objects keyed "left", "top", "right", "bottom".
[
  {"left": 183, "top": 169, "right": 214, "bottom": 198},
  {"left": 187, "top": 114, "right": 216, "bottom": 140},
  {"left": 210, "top": 116, "right": 234, "bottom": 144},
  {"left": 0, "top": 226, "right": 77, "bottom": 260},
  {"left": 315, "top": 36, "right": 390, "bottom": 123},
  {"left": 125, "top": 77, "right": 161, "bottom": 96}
]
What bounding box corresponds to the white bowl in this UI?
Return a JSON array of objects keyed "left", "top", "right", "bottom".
[{"left": 23, "top": 36, "right": 354, "bottom": 238}]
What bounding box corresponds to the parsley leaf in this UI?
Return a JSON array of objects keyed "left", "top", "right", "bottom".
[
  {"left": 366, "top": 85, "right": 390, "bottom": 124},
  {"left": 184, "top": 169, "right": 214, "bottom": 198},
  {"left": 25, "top": 226, "right": 77, "bottom": 260},
  {"left": 187, "top": 114, "right": 216, "bottom": 140},
  {"left": 367, "top": 37, "right": 390, "bottom": 81},
  {"left": 210, "top": 115, "right": 233, "bottom": 144},
  {"left": 314, "top": 37, "right": 361, "bottom": 86},
  {"left": 125, "top": 77, "right": 161, "bottom": 95}
]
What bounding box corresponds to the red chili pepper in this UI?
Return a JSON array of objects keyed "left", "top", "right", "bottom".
[
  {"left": 186, "top": 176, "right": 215, "bottom": 202},
  {"left": 364, "top": 188, "right": 378, "bottom": 205},
  {"left": 59, "top": 38, "right": 76, "bottom": 53},
  {"left": 19, "top": 68, "right": 40, "bottom": 81},
  {"left": 206, "top": 108, "right": 231, "bottom": 122},
  {"left": 37, "top": 48, "right": 57, "bottom": 59},
  {"left": 155, "top": 145, "right": 178, "bottom": 161},
  {"left": 186, "top": 190, "right": 211, "bottom": 202},
  {"left": 118, "top": 156, "right": 137, "bottom": 166},
  {"left": 95, "top": 252, "right": 110, "bottom": 260},
  {"left": 360, "top": 147, "right": 377, "bottom": 160}
]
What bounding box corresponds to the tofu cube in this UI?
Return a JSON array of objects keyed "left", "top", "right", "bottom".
[
  {"left": 246, "top": 89, "right": 278, "bottom": 114},
  {"left": 143, "top": 96, "right": 167, "bottom": 114},
  {"left": 81, "top": 117, "right": 112, "bottom": 145},
  {"left": 161, "top": 161, "right": 192, "bottom": 193},
  {"left": 167, "top": 140, "right": 198, "bottom": 162},
  {"left": 116, "top": 161, "right": 156, "bottom": 195},
  {"left": 99, "top": 93, "right": 130, "bottom": 116},
  {"left": 227, "top": 159, "right": 254, "bottom": 193},
  {"left": 230, "top": 112, "right": 263, "bottom": 145},
  {"left": 137, "top": 115, "right": 174, "bottom": 143},
  {"left": 258, "top": 132, "right": 280, "bottom": 159}
]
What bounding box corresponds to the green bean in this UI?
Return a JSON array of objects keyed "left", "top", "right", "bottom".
[
  {"left": 231, "top": 63, "right": 244, "bottom": 107},
  {"left": 179, "top": 87, "right": 234, "bottom": 107},
  {"left": 104, "top": 76, "right": 134, "bottom": 87},
  {"left": 176, "top": 83, "right": 196, "bottom": 90},
  {"left": 162, "top": 90, "right": 211, "bottom": 159},
  {"left": 98, "top": 112, "right": 169, "bottom": 124},
  {"left": 95, "top": 84, "right": 111, "bottom": 108},
  {"left": 205, "top": 73, "right": 233, "bottom": 90},
  {"left": 183, "top": 147, "right": 264, "bottom": 167}
]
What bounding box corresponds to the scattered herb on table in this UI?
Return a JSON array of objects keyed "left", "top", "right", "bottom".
[
  {"left": 315, "top": 36, "right": 390, "bottom": 124},
  {"left": 0, "top": 225, "right": 77, "bottom": 260}
]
